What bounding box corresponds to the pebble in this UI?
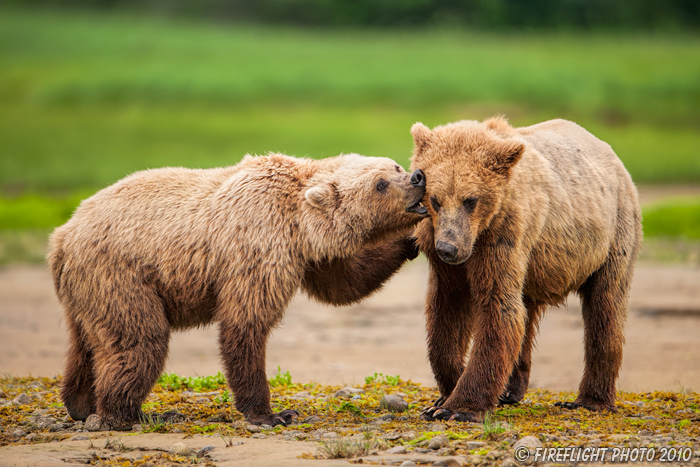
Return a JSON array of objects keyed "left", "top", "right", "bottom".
[
  {"left": 246, "top": 424, "right": 262, "bottom": 433},
  {"left": 28, "top": 381, "right": 44, "bottom": 390},
  {"left": 25, "top": 433, "right": 39, "bottom": 442},
  {"left": 172, "top": 428, "right": 184, "bottom": 434},
  {"left": 12, "top": 429, "right": 27, "bottom": 439},
  {"left": 433, "top": 459, "right": 460, "bottom": 467},
  {"left": 379, "top": 395, "right": 408, "bottom": 413},
  {"left": 72, "top": 435, "right": 89, "bottom": 441},
  {"left": 12, "top": 393, "right": 33, "bottom": 406},
  {"left": 168, "top": 442, "right": 192, "bottom": 456},
  {"left": 292, "top": 391, "right": 312, "bottom": 399},
  {"left": 428, "top": 423, "right": 447, "bottom": 432},
  {"left": 513, "top": 435, "right": 542, "bottom": 451},
  {"left": 502, "top": 459, "right": 518, "bottom": 467},
  {"left": 400, "top": 462, "right": 416, "bottom": 467},
  {"left": 260, "top": 424, "right": 273, "bottom": 430},
  {"left": 334, "top": 387, "right": 364, "bottom": 398},
  {"left": 196, "top": 446, "right": 216, "bottom": 458},
  {"left": 132, "top": 424, "right": 143, "bottom": 432},
  {"left": 642, "top": 415, "right": 658, "bottom": 420},
  {"left": 386, "top": 445, "right": 407, "bottom": 454},
  {"left": 466, "top": 441, "right": 487, "bottom": 450},
  {"left": 250, "top": 433, "right": 267, "bottom": 439},
  {"left": 351, "top": 394, "right": 362, "bottom": 400},
  {"left": 84, "top": 414, "right": 103, "bottom": 432},
  {"left": 303, "top": 415, "right": 322, "bottom": 424},
  {"left": 322, "top": 432, "right": 339, "bottom": 439},
  {"left": 428, "top": 434, "right": 449, "bottom": 450}
]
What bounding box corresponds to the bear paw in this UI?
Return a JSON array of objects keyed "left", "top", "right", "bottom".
[
  {"left": 250, "top": 409, "right": 299, "bottom": 427},
  {"left": 554, "top": 400, "right": 617, "bottom": 413},
  {"left": 424, "top": 408, "right": 480, "bottom": 423},
  {"left": 420, "top": 395, "right": 448, "bottom": 420},
  {"left": 497, "top": 390, "right": 523, "bottom": 406}
]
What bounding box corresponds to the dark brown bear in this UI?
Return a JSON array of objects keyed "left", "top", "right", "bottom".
[
  {"left": 410, "top": 117, "right": 642, "bottom": 421},
  {"left": 48, "top": 153, "right": 428, "bottom": 429}
]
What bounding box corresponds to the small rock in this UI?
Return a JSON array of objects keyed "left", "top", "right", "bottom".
[
  {"left": 72, "top": 435, "right": 89, "bottom": 441},
  {"left": 513, "top": 435, "right": 542, "bottom": 451},
  {"left": 401, "top": 431, "right": 416, "bottom": 440},
  {"left": 428, "top": 434, "right": 449, "bottom": 450},
  {"left": 84, "top": 414, "right": 103, "bottom": 432},
  {"left": 12, "top": 393, "right": 33, "bottom": 406},
  {"left": 36, "top": 417, "right": 57, "bottom": 429},
  {"left": 639, "top": 429, "right": 654, "bottom": 436},
  {"left": 386, "top": 445, "right": 407, "bottom": 454},
  {"left": 502, "top": 459, "right": 518, "bottom": 467},
  {"left": 246, "top": 424, "right": 262, "bottom": 433},
  {"left": 25, "top": 433, "right": 39, "bottom": 442},
  {"left": 379, "top": 414, "right": 396, "bottom": 422},
  {"left": 466, "top": 441, "right": 487, "bottom": 450},
  {"left": 303, "top": 415, "right": 322, "bottom": 424},
  {"left": 334, "top": 387, "right": 364, "bottom": 398},
  {"left": 49, "top": 423, "right": 68, "bottom": 432},
  {"left": 351, "top": 394, "right": 362, "bottom": 400},
  {"left": 400, "top": 462, "right": 416, "bottom": 467},
  {"left": 380, "top": 395, "right": 408, "bottom": 413},
  {"left": 260, "top": 424, "right": 273, "bottom": 430},
  {"left": 196, "top": 446, "right": 216, "bottom": 458},
  {"left": 32, "top": 408, "right": 49, "bottom": 416},
  {"left": 172, "top": 428, "right": 184, "bottom": 434},
  {"left": 435, "top": 447, "right": 453, "bottom": 456},
  {"left": 12, "top": 429, "right": 27, "bottom": 439},
  {"left": 28, "top": 381, "right": 44, "bottom": 390},
  {"left": 433, "top": 459, "right": 460, "bottom": 467},
  {"left": 414, "top": 448, "right": 431, "bottom": 454},
  {"left": 250, "top": 433, "right": 267, "bottom": 439},
  {"left": 292, "top": 391, "right": 312, "bottom": 400},
  {"left": 642, "top": 415, "right": 657, "bottom": 420},
  {"left": 169, "top": 442, "right": 192, "bottom": 456},
  {"left": 132, "top": 424, "right": 143, "bottom": 432},
  {"left": 322, "top": 432, "right": 338, "bottom": 439},
  {"left": 428, "top": 423, "right": 447, "bottom": 432},
  {"left": 73, "top": 421, "right": 84, "bottom": 430}
]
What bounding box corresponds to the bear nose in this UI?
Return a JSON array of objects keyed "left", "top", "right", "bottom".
[
  {"left": 436, "top": 241, "right": 458, "bottom": 263},
  {"left": 410, "top": 169, "right": 425, "bottom": 187}
]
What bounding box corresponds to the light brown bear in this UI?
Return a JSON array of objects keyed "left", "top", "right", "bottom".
[
  {"left": 410, "top": 117, "right": 642, "bottom": 422},
  {"left": 47, "top": 153, "right": 428, "bottom": 429}
]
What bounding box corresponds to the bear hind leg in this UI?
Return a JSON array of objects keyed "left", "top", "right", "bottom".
[
  {"left": 92, "top": 297, "right": 171, "bottom": 430},
  {"left": 61, "top": 318, "right": 97, "bottom": 421},
  {"left": 564, "top": 253, "right": 633, "bottom": 412}
]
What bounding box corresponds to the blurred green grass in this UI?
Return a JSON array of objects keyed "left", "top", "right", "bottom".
[{"left": 1, "top": 8, "right": 700, "bottom": 263}]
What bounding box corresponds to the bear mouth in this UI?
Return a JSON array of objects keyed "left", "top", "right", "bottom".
[{"left": 406, "top": 200, "right": 428, "bottom": 216}]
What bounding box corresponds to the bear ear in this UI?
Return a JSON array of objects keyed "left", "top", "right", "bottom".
[
  {"left": 489, "top": 139, "right": 525, "bottom": 176},
  {"left": 304, "top": 184, "right": 333, "bottom": 211},
  {"left": 411, "top": 122, "right": 432, "bottom": 152}
]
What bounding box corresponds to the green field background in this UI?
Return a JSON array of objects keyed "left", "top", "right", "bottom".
[{"left": 1, "top": 8, "right": 699, "bottom": 262}]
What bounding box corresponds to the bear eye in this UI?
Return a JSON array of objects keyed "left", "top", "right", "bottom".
[
  {"left": 463, "top": 196, "right": 479, "bottom": 212},
  {"left": 394, "top": 165, "right": 401, "bottom": 173},
  {"left": 376, "top": 180, "right": 389, "bottom": 192},
  {"left": 430, "top": 196, "right": 441, "bottom": 212}
]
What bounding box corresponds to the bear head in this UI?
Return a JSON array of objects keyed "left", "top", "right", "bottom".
[
  {"left": 301, "top": 154, "right": 428, "bottom": 261},
  {"left": 409, "top": 117, "right": 525, "bottom": 265}
]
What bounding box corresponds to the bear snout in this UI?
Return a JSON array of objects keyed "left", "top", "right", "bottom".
[
  {"left": 410, "top": 169, "right": 425, "bottom": 188},
  {"left": 436, "top": 240, "right": 459, "bottom": 263}
]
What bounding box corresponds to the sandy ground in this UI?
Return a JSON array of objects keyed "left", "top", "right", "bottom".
[{"left": 1, "top": 259, "right": 699, "bottom": 393}]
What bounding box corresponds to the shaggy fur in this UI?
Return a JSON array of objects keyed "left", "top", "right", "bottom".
[
  {"left": 410, "top": 117, "right": 642, "bottom": 422},
  {"left": 48, "top": 153, "right": 426, "bottom": 429}
]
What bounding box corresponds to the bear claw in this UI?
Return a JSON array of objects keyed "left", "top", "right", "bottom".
[
  {"left": 424, "top": 408, "right": 479, "bottom": 423},
  {"left": 271, "top": 409, "right": 299, "bottom": 427},
  {"left": 497, "top": 391, "right": 522, "bottom": 406}
]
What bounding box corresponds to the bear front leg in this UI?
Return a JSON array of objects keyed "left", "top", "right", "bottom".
[
  {"left": 498, "top": 298, "right": 545, "bottom": 406},
  {"left": 427, "top": 291, "right": 527, "bottom": 423},
  {"left": 218, "top": 315, "right": 298, "bottom": 426},
  {"left": 421, "top": 266, "right": 472, "bottom": 419}
]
